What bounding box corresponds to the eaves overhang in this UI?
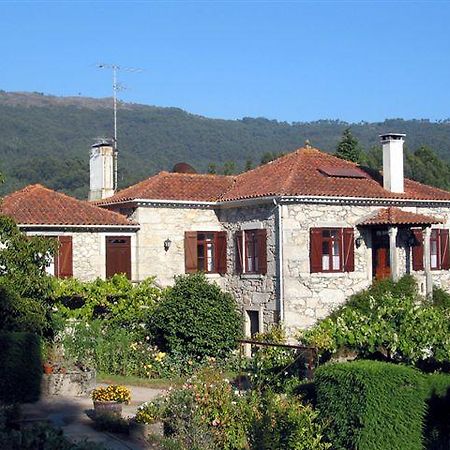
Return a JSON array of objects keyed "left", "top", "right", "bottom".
[
  {"left": 17, "top": 223, "right": 140, "bottom": 232},
  {"left": 96, "top": 195, "right": 450, "bottom": 210}
]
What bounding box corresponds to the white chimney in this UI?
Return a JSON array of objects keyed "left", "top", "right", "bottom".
[
  {"left": 88, "top": 140, "right": 115, "bottom": 201},
  {"left": 380, "top": 133, "right": 406, "bottom": 193}
]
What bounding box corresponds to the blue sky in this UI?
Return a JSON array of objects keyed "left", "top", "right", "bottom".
[{"left": 1, "top": 1, "right": 449, "bottom": 122}]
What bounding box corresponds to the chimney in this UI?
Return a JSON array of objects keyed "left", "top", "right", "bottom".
[
  {"left": 380, "top": 133, "right": 406, "bottom": 193},
  {"left": 88, "top": 139, "right": 115, "bottom": 201}
]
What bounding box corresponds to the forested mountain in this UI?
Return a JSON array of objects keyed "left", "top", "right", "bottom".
[{"left": 1, "top": 91, "right": 450, "bottom": 198}]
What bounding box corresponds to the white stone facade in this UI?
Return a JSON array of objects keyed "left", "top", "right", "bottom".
[
  {"left": 26, "top": 229, "right": 138, "bottom": 282},
  {"left": 126, "top": 200, "right": 450, "bottom": 336}
]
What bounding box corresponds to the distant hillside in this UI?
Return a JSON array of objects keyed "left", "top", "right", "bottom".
[{"left": 1, "top": 90, "right": 450, "bottom": 198}]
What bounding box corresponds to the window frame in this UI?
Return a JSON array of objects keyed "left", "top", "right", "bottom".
[
  {"left": 196, "top": 232, "right": 217, "bottom": 274},
  {"left": 320, "top": 228, "right": 343, "bottom": 273},
  {"left": 244, "top": 230, "right": 259, "bottom": 274},
  {"left": 184, "top": 230, "right": 227, "bottom": 275},
  {"left": 310, "top": 227, "right": 354, "bottom": 274}
]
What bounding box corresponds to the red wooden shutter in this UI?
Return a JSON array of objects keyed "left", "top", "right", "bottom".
[
  {"left": 310, "top": 228, "right": 322, "bottom": 273},
  {"left": 235, "top": 231, "right": 244, "bottom": 274},
  {"left": 412, "top": 229, "right": 424, "bottom": 271},
  {"left": 256, "top": 229, "right": 267, "bottom": 275},
  {"left": 184, "top": 231, "right": 198, "bottom": 273},
  {"left": 57, "top": 236, "right": 73, "bottom": 278},
  {"left": 440, "top": 229, "right": 450, "bottom": 270},
  {"left": 343, "top": 228, "right": 354, "bottom": 272},
  {"left": 215, "top": 231, "right": 227, "bottom": 275}
]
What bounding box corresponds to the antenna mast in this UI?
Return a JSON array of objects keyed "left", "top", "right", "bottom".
[{"left": 97, "top": 63, "right": 142, "bottom": 191}]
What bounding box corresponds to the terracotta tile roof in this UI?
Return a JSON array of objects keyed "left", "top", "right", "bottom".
[
  {"left": 1, "top": 184, "right": 138, "bottom": 227},
  {"left": 97, "top": 171, "right": 236, "bottom": 204},
  {"left": 220, "top": 147, "right": 450, "bottom": 202},
  {"left": 358, "top": 207, "right": 443, "bottom": 226},
  {"left": 98, "top": 147, "right": 450, "bottom": 205}
]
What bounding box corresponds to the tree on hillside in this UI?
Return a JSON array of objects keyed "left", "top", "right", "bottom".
[{"left": 335, "top": 128, "right": 363, "bottom": 163}]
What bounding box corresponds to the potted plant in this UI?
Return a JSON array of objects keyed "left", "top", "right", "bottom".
[
  {"left": 130, "top": 401, "right": 163, "bottom": 440},
  {"left": 92, "top": 385, "right": 131, "bottom": 418}
]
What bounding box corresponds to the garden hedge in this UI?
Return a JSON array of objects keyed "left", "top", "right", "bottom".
[
  {"left": 0, "top": 332, "right": 42, "bottom": 403},
  {"left": 315, "top": 360, "right": 426, "bottom": 450},
  {"left": 424, "top": 373, "right": 450, "bottom": 449}
]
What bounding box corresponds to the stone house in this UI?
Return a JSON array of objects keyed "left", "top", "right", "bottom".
[
  {"left": 93, "top": 134, "right": 450, "bottom": 335},
  {"left": 1, "top": 184, "right": 139, "bottom": 281},
  {"left": 4, "top": 134, "right": 450, "bottom": 336}
]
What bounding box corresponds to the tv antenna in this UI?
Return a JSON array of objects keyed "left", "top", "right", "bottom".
[{"left": 97, "top": 63, "right": 143, "bottom": 190}]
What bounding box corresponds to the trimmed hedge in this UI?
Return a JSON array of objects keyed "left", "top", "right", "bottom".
[
  {"left": 0, "top": 332, "right": 42, "bottom": 403},
  {"left": 425, "top": 373, "right": 450, "bottom": 449},
  {"left": 315, "top": 361, "right": 426, "bottom": 450}
]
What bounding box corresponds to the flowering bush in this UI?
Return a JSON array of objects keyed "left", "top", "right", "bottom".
[
  {"left": 92, "top": 385, "right": 131, "bottom": 404},
  {"left": 162, "top": 369, "right": 249, "bottom": 449},
  {"left": 248, "top": 390, "right": 331, "bottom": 450},
  {"left": 157, "top": 369, "right": 330, "bottom": 449},
  {"left": 135, "top": 401, "right": 161, "bottom": 424}
]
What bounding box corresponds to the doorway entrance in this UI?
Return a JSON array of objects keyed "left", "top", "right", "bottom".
[
  {"left": 106, "top": 236, "right": 131, "bottom": 279},
  {"left": 372, "top": 229, "right": 391, "bottom": 280}
]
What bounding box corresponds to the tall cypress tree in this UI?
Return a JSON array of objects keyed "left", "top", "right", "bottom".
[{"left": 335, "top": 128, "right": 363, "bottom": 163}]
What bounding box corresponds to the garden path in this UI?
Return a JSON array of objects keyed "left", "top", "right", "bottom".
[{"left": 21, "top": 384, "right": 165, "bottom": 450}]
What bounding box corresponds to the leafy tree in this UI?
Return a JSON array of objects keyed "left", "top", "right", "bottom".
[
  {"left": 0, "top": 215, "right": 55, "bottom": 302},
  {"left": 335, "top": 128, "right": 363, "bottom": 163},
  {"left": 245, "top": 158, "right": 253, "bottom": 171},
  {"left": 222, "top": 161, "right": 237, "bottom": 175},
  {"left": 207, "top": 163, "right": 217, "bottom": 174}
]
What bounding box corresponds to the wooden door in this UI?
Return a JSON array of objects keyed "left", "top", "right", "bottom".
[
  {"left": 106, "top": 236, "right": 131, "bottom": 279},
  {"left": 375, "top": 247, "right": 391, "bottom": 279},
  {"left": 372, "top": 230, "right": 391, "bottom": 280}
]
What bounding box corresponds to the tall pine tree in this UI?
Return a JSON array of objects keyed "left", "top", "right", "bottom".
[{"left": 335, "top": 128, "right": 363, "bottom": 163}]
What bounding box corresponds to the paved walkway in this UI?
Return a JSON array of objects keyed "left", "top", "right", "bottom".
[{"left": 21, "top": 384, "right": 165, "bottom": 450}]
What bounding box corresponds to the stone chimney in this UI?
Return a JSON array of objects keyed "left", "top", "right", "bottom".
[
  {"left": 380, "top": 133, "right": 406, "bottom": 193},
  {"left": 88, "top": 139, "right": 115, "bottom": 201}
]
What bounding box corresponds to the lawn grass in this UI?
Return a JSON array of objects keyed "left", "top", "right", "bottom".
[{"left": 97, "top": 372, "right": 185, "bottom": 389}]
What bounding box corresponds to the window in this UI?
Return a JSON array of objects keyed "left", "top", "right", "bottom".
[
  {"left": 235, "top": 229, "right": 267, "bottom": 275},
  {"left": 412, "top": 228, "right": 450, "bottom": 271},
  {"left": 185, "top": 231, "right": 227, "bottom": 274},
  {"left": 310, "top": 228, "right": 354, "bottom": 273}
]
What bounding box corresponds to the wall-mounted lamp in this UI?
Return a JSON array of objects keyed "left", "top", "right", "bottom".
[
  {"left": 355, "top": 236, "right": 364, "bottom": 248},
  {"left": 164, "top": 238, "right": 172, "bottom": 252}
]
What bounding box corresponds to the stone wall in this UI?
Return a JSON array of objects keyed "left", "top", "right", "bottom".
[
  {"left": 218, "top": 204, "right": 278, "bottom": 331},
  {"left": 282, "top": 203, "right": 450, "bottom": 334},
  {"left": 27, "top": 230, "right": 137, "bottom": 282},
  {"left": 131, "top": 206, "right": 223, "bottom": 286}
]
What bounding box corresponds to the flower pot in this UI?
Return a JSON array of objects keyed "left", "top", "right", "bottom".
[
  {"left": 93, "top": 400, "right": 123, "bottom": 418},
  {"left": 130, "top": 420, "right": 163, "bottom": 441},
  {"left": 43, "top": 363, "right": 53, "bottom": 375}
]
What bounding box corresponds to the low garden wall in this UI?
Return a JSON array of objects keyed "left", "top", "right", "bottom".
[{"left": 41, "top": 369, "right": 96, "bottom": 397}]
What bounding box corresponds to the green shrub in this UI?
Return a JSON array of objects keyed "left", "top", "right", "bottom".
[
  {"left": 149, "top": 274, "right": 243, "bottom": 359},
  {"left": 301, "top": 280, "right": 450, "bottom": 365},
  {"left": 161, "top": 369, "right": 248, "bottom": 450},
  {"left": 432, "top": 287, "right": 450, "bottom": 310},
  {"left": 53, "top": 275, "right": 160, "bottom": 328},
  {"left": 335, "top": 275, "right": 419, "bottom": 317},
  {"left": 249, "top": 390, "right": 331, "bottom": 450},
  {"left": 246, "top": 325, "right": 301, "bottom": 392},
  {"left": 424, "top": 373, "right": 450, "bottom": 449},
  {"left": 315, "top": 360, "right": 426, "bottom": 450},
  {"left": 0, "top": 332, "right": 42, "bottom": 403},
  {"left": 0, "top": 282, "right": 48, "bottom": 335}
]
